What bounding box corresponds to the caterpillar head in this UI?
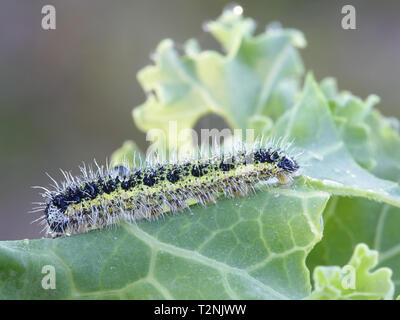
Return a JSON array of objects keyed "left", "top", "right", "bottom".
[
  {"left": 277, "top": 155, "right": 299, "bottom": 173},
  {"left": 275, "top": 155, "right": 300, "bottom": 185}
]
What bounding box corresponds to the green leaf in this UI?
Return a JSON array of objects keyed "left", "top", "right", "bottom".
[
  {"left": 307, "top": 197, "right": 400, "bottom": 295},
  {"left": 133, "top": 9, "right": 305, "bottom": 150},
  {"left": 309, "top": 243, "right": 394, "bottom": 300},
  {"left": 272, "top": 74, "right": 400, "bottom": 207},
  {"left": 0, "top": 185, "right": 329, "bottom": 299},
  {"left": 320, "top": 77, "right": 400, "bottom": 180},
  {"left": 307, "top": 82, "right": 400, "bottom": 295}
]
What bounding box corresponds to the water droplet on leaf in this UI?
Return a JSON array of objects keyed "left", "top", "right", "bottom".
[{"left": 223, "top": 3, "right": 244, "bottom": 16}]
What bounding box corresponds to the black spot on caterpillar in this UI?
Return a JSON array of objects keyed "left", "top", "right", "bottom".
[{"left": 33, "top": 144, "right": 300, "bottom": 238}]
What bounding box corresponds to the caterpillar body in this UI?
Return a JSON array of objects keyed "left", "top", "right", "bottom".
[{"left": 34, "top": 143, "right": 300, "bottom": 238}]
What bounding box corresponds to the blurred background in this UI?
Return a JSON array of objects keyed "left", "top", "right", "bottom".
[{"left": 0, "top": 0, "right": 399, "bottom": 240}]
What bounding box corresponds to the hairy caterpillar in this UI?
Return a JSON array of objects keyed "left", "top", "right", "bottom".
[{"left": 33, "top": 142, "right": 300, "bottom": 238}]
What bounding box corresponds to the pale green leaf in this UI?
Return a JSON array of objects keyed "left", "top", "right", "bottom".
[
  {"left": 272, "top": 74, "right": 400, "bottom": 207},
  {"left": 133, "top": 9, "right": 304, "bottom": 150},
  {"left": 309, "top": 243, "right": 394, "bottom": 300}
]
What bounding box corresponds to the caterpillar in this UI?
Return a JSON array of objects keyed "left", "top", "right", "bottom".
[{"left": 33, "top": 142, "right": 300, "bottom": 238}]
